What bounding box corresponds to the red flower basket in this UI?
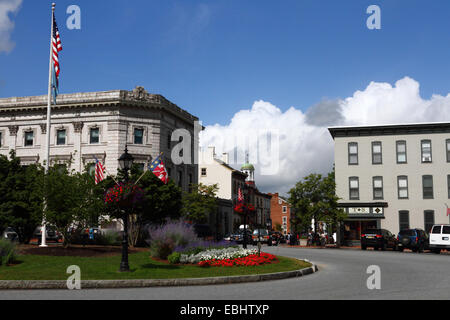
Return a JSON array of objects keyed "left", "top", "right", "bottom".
[
  {"left": 234, "top": 202, "right": 256, "bottom": 214},
  {"left": 104, "top": 182, "right": 143, "bottom": 208}
]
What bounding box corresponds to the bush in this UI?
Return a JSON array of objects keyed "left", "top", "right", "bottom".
[
  {"left": 97, "top": 230, "right": 121, "bottom": 246},
  {"left": 0, "top": 239, "right": 17, "bottom": 266},
  {"left": 168, "top": 252, "right": 181, "bottom": 264},
  {"left": 148, "top": 220, "right": 200, "bottom": 259}
]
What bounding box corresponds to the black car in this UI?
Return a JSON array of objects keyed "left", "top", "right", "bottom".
[
  {"left": 233, "top": 229, "right": 252, "bottom": 244},
  {"left": 361, "top": 229, "right": 398, "bottom": 251},
  {"left": 397, "top": 228, "right": 429, "bottom": 253}
]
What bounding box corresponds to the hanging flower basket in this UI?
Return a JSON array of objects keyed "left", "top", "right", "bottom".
[
  {"left": 104, "top": 182, "right": 143, "bottom": 208},
  {"left": 234, "top": 203, "right": 256, "bottom": 214}
]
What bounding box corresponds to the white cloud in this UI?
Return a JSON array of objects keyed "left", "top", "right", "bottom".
[
  {"left": 0, "top": 0, "right": 22, "bottom": 53},
  {"left": 200, "top": 77, "right": 450, "bottom": 195}
]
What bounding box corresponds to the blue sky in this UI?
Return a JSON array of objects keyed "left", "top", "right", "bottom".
[{"left": 2, "top": 0, "right": 450, "bottom": 127}]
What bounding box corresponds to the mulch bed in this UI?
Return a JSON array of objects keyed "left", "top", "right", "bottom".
[{"left": 16, "top": 244, "right": 148, "bottom": 257}]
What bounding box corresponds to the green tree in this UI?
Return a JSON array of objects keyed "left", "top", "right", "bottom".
[
  {"left": 44, "top": 164, "right": 105, "bottom": 247},
  {"left": 0, "top": 151, "right": 42, "bottom": 243},
  {"left": 288, "top": 169, "right": 346, "bottom": 236},
  {"left": 181, "top": 183, "right": 219, "bottom": 224}
]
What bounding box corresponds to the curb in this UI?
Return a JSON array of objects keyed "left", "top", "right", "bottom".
[{"left": 0, "top": 260, "right": 318, "bottom": 290}]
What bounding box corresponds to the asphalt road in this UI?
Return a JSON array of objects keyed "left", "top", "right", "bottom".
[{"left": 1, "top": 246, "right": 449, "bottom": 300}]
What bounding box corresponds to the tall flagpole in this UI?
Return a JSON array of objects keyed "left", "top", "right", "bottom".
[{"left": 40, "top": 3, "right": 56, "bottom": 247}]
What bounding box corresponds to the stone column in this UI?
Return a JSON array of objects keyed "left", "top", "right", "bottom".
[
  {"left": 73, "top": 122, "right": 83, "bottom": 172},
  {"left": 8, "top": 125, "right": 18, "bottom": 155}
]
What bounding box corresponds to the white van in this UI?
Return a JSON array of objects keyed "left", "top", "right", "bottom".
[{"left": 429, "top": 224, "right": 450, "bottom": 254}]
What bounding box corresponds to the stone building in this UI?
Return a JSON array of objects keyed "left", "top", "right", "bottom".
[
  {"left": 0, "top": 86, "right": 199, "bottom": 192},
  {"left": 329, "top": 122, "right": 450, "bottom": 245}
]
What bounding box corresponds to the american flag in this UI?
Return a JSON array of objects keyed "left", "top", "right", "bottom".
[
  {"left": 238, "top": 187, "right": 244, "bottom": 203},
  {"left": 51, "top": 13, "right": 62, "bottom": 102},
  {"left": 94, "top": 159, "right": 106, "bottom": 184},
  {"left": 148, "top": 154, "right": 169, "bottom": 184}
]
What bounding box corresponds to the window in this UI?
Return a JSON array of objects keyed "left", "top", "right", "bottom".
[
  {"left": 396, "top": 140, "right": 407, "bottom": 163},
  {"left": 421, "top": 140, "right": 432, "bottom": 163},
  {"left": 431, "top": 225, "right": 442, "bottom": 234},
  {"left": 447, "top": 175, "right": 450, "bottom": 199},
  {"left": 422, "top": 175, "right": 433, "bottom": 199},
  {"left": 56, "top": 129, "right": 66, "bottom": 145},
  {"left": 134, "top": 128, "right": 144, "bottom": 144},
  {"left": 0, "top": 132, "right": 2, "bottom": 148},
  {"left": 445, "top": 139, "right": 450, "bottom": 163},
  {"left": 373, "top": 176, "right": 383, "bottom": 200},
  {"left": 282, "top": 216, "right": 287, "bottom": 224},
  {"left": 424, "top": 210, "right": 435, "bottom": 233},
  {"left": 399, "top": 211, "right": 410, "bottom": 231},
  {"left": 349, "top": 177, "right": 359, "bottom": 200},
  {"left": 282, "top": 206, "right": 287, "bottom": 213},
  {"left": 24, "top": 131, "right": 34, "bottom": 146},
  {"left": 372, "top": 141, "right": 382, "bottom": 164},
  {"left": 201, "top": 168, "right": 207, "bottom": 176},
  {"left": 348, "top": 143, "right": 358, "bottom": 165},
  {"left": 90, "top": 128, "right": 99, "bottom": 144},
  {"left": 398, "top": 176, "right": 408, "bottom": 199}
]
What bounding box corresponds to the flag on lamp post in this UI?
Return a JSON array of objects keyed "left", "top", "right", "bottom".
[{"left": 148, "top": 154, "right": 169, "bottom": 184}]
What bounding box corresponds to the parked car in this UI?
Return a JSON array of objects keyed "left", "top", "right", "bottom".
[
  {"left": 429, "top": 224, "right": 450, "bottom": 254},
  {"left": 223, "top": 233, "right": 233, "bottom": 241},
  {"left": 1, "top": 227, "right": 18, "bottom": 242},
  {"left": 397, "top": 228, "right": 429, "bottom": 253},
  {"left": 32, "top": 226, "right": 62, "bottom": 244},
  {"left": 233, "top": 229, "right": 252, "bottom": 244},
  {"left": 252, "top": 229, "right": 271, "bottom": 245},
  {"left": 361, "top": 229, "right": 398, "bottom": 251}
]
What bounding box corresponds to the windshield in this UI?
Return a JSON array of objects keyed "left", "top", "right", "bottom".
[
  {"left": 253, "top": 229, "right": 268, "bottom": 236},
  {"left": 363, "top": 229, "right": 381, "bottom": 234},
  {"left": 399, "top": 230, "right": 416, "bottom": 236}
]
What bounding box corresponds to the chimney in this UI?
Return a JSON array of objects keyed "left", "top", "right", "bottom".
[
  {"left": 207, "top": 146, "right": 215, "bottom": 160},
  {"left": 222, "top": 153, "right": 229, "bottom": 164}
]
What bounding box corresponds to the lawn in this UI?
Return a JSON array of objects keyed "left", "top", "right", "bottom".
[{"left": 0, "top": 251, "right": 311, "bottom": 280}]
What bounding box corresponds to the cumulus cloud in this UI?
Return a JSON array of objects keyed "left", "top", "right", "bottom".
[
  {"left": 199, "top": 77, "right": 450, "bottom": 195},
  {"left": 0, "top": 0, "right": 22, "bottom": 53}
]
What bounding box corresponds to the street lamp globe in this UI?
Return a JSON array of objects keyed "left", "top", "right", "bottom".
[{"left": 118, "top": 145, "right": 134, "bottom": 171}]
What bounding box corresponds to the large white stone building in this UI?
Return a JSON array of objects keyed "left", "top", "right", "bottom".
[
  {"left": 0, "top": 86, "right": 199, "bottom": 192},
  {"left": 329, "top": 122, "right": 450, "bottom": 245}
]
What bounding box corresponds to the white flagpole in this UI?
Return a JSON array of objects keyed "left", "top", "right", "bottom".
[{"left": 40, "top": 3, "right": 56, "bottom": 247}]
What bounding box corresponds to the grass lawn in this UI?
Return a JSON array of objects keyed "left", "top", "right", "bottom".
[{"left": 0, "top": 251, "right": 311, "bottom": 281}]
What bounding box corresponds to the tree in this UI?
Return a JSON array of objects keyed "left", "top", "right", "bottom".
[
  {"left": 103, "top": 165, "right": 183, "bottom": 247},
  {"left": 44, "top": 164, "right": 105, "bottom": 247},
  {"left": 0, "top": 151, "right": 42, "bottom": 243},
  {"left": 288, "top": 169, "right": 346, "bottom": 236},
  {"left": 181, "top": 183, "right": 219, "bottom": 224}
]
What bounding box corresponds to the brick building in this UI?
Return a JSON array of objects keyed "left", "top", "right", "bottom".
[{"left": 268, "top": 193, "right": 292, "bottom": 235}]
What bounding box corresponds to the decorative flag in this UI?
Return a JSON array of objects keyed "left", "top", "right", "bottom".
[
  {"left": 94, "top": 159, "right": 106, "bottom": 184},
  {"left": 51, "top": 13, "right": 62, "bottom": 104},
  {"left": 238, "top": 187, "right": 244, "bottom": 203},
  {"left": 148, "top": 154, "right": 169, "bottom": 184}
]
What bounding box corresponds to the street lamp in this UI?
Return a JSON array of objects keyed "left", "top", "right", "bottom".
[
  {"left": 118, "top": 145, "right": 134, "bottom": 272},
  {"left": 242, "top": 184, "right": 249, "bottom": 249}
]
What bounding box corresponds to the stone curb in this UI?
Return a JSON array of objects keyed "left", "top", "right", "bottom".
[{"left": 0, "top": 260, "right": 318, "bottom": 290}]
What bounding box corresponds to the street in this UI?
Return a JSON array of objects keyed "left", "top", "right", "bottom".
[{"left": 1, "top": 246, "right": 449, "bottom": 300}]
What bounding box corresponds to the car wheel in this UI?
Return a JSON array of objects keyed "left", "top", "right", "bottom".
[
  {"left": 418, "top": 244, "right": 424, "bottom": 253},
  {"left": 412, "top": 247, "right": 418, "bottom": 253},
  {"left": 432, "top": 249, "right": 441, "bottom": 254},
  {"left": 361, "top": 245, "right": 367, "bottom": 250},
  {"left": 381, "top": 242, "right": 386, "bottom": 251}
]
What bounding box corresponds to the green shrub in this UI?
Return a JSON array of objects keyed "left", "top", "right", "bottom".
[
  {"left": 0, "top": 239, "right": 17, "bottom": 266},
  {"left": 167, "top": 252, "right": 181, "bottom": 264},
  {"left": 97, "top": 230, "right": 121, "bottom": 246}
]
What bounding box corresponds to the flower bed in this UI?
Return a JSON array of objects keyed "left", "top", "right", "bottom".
[
  {"left": 199, "top": 252, "right": 278, "bottom": 267},
  {"left": 178, "top": 247, "right": 278, "bottom": 267}
]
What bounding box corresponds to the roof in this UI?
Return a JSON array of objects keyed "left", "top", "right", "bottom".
[
  {"left": 241, "top": 162, "right": 255, "bottom": 170},
  {"left": 328, "top": 122, "right": 450, "bottom": 139},
  {"left": 0, "top": 86, "right": 198, "bottom": 123},
  {"left": 214, "top": 159, "right": 247, "bottom": 177}
]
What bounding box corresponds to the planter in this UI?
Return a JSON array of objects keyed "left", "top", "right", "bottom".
[{"left": 300, "top": 239, "right": 307, "bottom": 246}]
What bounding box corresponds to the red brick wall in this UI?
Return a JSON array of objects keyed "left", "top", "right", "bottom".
[{"left": 269, "top": 193, "right": 291, "bottom": 234}]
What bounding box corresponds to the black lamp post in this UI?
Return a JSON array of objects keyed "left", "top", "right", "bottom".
[
  {"left": 242, "top": 184, "right": 248, "bottom": 249},
  {"left": 118, "top": 145, "right": 134, "bottom": 272}
]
